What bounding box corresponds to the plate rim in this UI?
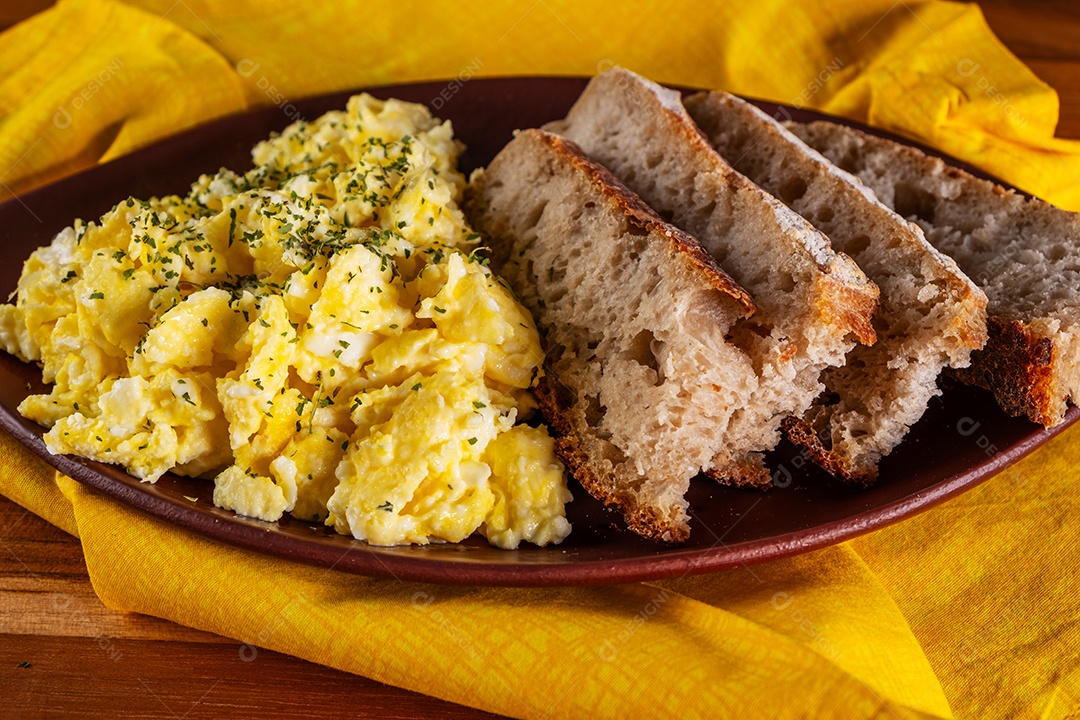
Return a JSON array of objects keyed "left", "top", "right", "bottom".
[{"left": 0, "top": 76, "right": 1072, "bottom": 586}]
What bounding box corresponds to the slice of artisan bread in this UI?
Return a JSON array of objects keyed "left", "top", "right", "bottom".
[
  {"left": 543, "top": 68, "right": 879, "bottom": 487},
  {"left": 685, "top": 91, "right": 988, "bottom": 484},
  {"left": 793, "top": 120, "right": 1080, "bottom": 427},
  {"left": 465, "top": 129, "right": 760, "bottom": 543}
]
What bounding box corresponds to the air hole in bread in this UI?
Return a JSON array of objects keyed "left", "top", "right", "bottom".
[
  {"left": 694, "top": 198, "right": 718, "bottom": 220},
  {"left": 683, "top": 288, "right": 740, "bottom": 342},
  {"left": 546, "top": 278, "right": 567, "bottom": 306},
  {"left": 522, "top": 200, "right": 549, "bottom": 231},
  {"left": 777, "top": 175, "right": 808, "bottom": 204},
  {"left": 644, "top": 149, "right": 664, "bottom": 169},
  {"left": 844, "top": 233, "right": 872, "bottom": 258},
  {"left": 584, "top": 394, "right": 606, "bottom": 429},
  {"left": 777, "top": 272, "right": 796, "bottom": 293},
  {"left": 625, "top": 329, "right": 664, "bottom": 384},
  {"left": 734, "top": 321, "right": 773, "bottom": 340},
  {"left": 545, "top": 342, "right": 566, "bottom": 368},
  {"left": 818, "top": 390, "right": 841, "bottom": 407},
  {"left": 1048, "top": 244, "right": 1069, "bottom": 262},
  {"left": 815, "top": 205, "right": 835, "bottom": 224},
  {"left": 893, "top": 182, "right": 937, "bottom": 224},
  {"left": 598, "top": 437, "right": 628, "bottom": 466},
  {"left": 835, "top": 146, "right": 861, "bottom": 174},
  {"left": 622, "top": 232, "right": 649, "bottom": 264}
]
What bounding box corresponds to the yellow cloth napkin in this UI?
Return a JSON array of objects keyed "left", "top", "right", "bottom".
[{"left": 2, "top": 0, "right": 1079, "bottom": 716}]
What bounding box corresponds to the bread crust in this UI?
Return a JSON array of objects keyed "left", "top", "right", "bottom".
[
  {"left": 701, "top": 462, "right": 773, "bottom": 490},
  {"left": 534, "top": 131, "right": 756, "bottom": 312},
  {"left": 816, "top": 272, "right": 880, "bottom": 348},
  {"left": 779, "top": 416, "right": 874, "bottom": 485},
  {"left": 534, "top": 376, "right": 688, "bottom": 543},
  {"left": 951, "top": 317, "right": 1058, "bottom": 426}
]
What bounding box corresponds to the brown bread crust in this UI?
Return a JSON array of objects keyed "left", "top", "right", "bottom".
[
  {"left": 816, "top": 272, "right": 880, "bottom": 349},
  {"left": 951, "top": 317, "right": 1058, "bottom": 426},
  {"left": 534, "top": 376, "right": 689, "bottom": 543},
  {"left": 533, "top": 131, "right": 756, "bottom": 312},
  {"left": 780, "top": 416, "right": 875, "bottom": 486}
]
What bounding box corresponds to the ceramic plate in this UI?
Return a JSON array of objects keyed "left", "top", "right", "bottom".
[{"left": 0, "top": 77, "right": 1073, "bottom": 586}]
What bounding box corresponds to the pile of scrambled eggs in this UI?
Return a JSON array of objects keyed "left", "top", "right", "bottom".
[{"left": 0, "top": 95, "right": 571, "bottom": 549}]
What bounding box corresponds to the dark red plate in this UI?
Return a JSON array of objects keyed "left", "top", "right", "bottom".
[{"left": 0, "top": 77, "right": 1073, "bottom": 586}]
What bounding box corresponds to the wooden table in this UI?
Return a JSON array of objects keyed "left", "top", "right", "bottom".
[{"left": 3, "top": 1, "right": 1080, "bottom": 717}]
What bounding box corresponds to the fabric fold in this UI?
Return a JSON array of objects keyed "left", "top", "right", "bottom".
[
  {"left": 852, "top": 428, "right": 1080, "bottom": 720},
  {"left": 0, "top": 433, "right": 78, "bottom": 537},
  {"left": 652, "top": 545, "right": 953, "bottom": 718},
  {"left": 0, "top": 0, "right": 247, "bottom": 200},
  {"left": 62, "top": 475, "right": 947, "bottom": 719}
]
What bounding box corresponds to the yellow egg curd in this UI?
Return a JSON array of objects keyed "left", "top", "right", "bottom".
[{"left": 0, "top": 95, "right": 571, "bottom": 549}]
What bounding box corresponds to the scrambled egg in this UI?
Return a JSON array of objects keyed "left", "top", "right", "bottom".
[{"left": 0, "top": 95, "right": 571, "bottom": 549}]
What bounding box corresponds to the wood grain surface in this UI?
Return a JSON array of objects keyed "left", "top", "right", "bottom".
[
  {"left": 0, "top": 496, "right": 502, "bottom": 719},
  {"left": 2, "top": 1, "right": 1080, "bottom": 718}
]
